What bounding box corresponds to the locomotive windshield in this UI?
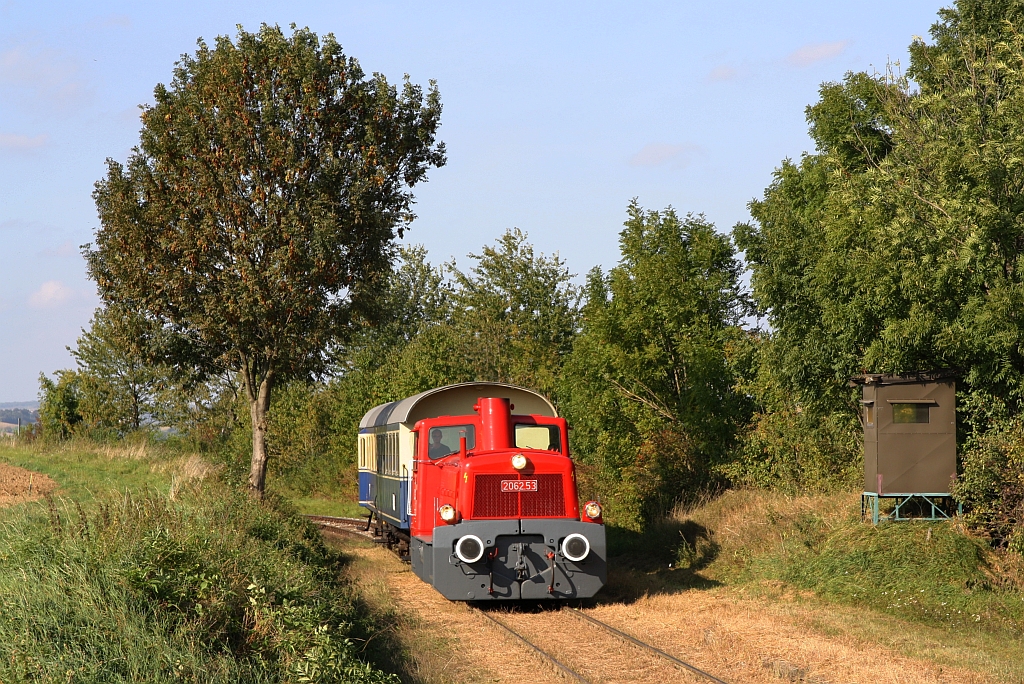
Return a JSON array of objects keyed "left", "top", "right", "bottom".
[
  {"left": 427, "top": 424, "right": 475, "bottom": 459},
  {"left": 514, "top": 424, "right": 562, "bottom": 452}
]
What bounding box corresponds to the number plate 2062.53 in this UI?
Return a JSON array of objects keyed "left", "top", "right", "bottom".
[{"left": 501, "top": 479, "right": 538, "bottom": 492}]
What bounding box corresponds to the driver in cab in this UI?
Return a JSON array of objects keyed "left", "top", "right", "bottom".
[{"left": 428, "top": 429, "right": 452, "bottom": 459}]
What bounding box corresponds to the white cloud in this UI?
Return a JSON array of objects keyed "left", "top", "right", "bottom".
[
  {"left": 0, "top": 132, "right": 48, "bottom": 151},
  {"left": 786, "top": 40, "right": 850, "bottom": 67},
  {"left": 629, "top": 143, "right": 702, "bottom": 169},
  {"left": 28, "top": 280, "right": 74, "bottom": 308},
  {"left": 708, "top": 65, "right": 737, "bottom": 82},
  {"left": 0, "top": 42, "right": 90, "bottom": 108}
]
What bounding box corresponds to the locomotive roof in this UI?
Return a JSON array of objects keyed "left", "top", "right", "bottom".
[{"left": 358, "top": 382, "right": 558, "bottom": 429}]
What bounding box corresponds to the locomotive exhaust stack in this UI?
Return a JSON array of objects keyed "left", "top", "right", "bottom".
[{"left": 357, "top": 382, "right": 606, "bottom": 601}]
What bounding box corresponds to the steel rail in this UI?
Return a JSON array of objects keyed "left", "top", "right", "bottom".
[
  {"left": 303, "top": 515, "right": 368, "bottom": 525},
  {"left": 474, "top": 608, "right": 591, "bottom": 684},
  {"left": 569, "top": 608, "right": 729, "bottom": 684},
  {"left": 304, "top": 515, "right": 375, "bottom": 540}
]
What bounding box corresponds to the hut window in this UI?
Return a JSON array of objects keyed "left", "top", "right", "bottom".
[
  {"left": 864, "top": 405, "right": 874, "bottom": 425},
  {"left": 892, "top": 403, "right": 930, "bottom": 424}
]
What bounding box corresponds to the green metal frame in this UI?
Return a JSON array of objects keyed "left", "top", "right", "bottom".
[{"left": 861, "top": 492, "right": 962, "bottom": 525}]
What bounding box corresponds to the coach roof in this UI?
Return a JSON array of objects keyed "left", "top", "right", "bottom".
[{"left": 358, "top": 382, "right": 558, "bottom": 429}]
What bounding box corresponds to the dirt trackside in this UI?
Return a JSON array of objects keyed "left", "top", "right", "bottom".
[
  {"left": 330, "top": 535, "right": 995, "bottom": 684},
  {"left": 0, "top": 462, "right": 57, "bottom": 506}
]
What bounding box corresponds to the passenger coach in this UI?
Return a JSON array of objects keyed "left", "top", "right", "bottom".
[{"left": 358, "top": 382, "right": 606, "bottom": 600}]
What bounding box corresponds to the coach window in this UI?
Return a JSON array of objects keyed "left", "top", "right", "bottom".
[
  {"left": 515, "top": 424, "right": 561, "bottom": 452},
  {"left": 427, "top": 425, "right": 475, "bottom": 459}
]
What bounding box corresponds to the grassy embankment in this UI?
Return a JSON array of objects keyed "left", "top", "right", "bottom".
[
  {"left": 606, "top": 489, "right": 1024, "bottom": 681},
  {"left": 0, "top": 440, "right": 396, "bottom": 684}
]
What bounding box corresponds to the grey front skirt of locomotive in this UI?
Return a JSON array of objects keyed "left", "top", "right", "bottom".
[{"left": 411, "top": 519, "right": 606, "bottom": 601}]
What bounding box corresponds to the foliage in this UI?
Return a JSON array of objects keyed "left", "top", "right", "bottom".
[
  {"left": 730, "top": 0, "right": 1024, "bottom": 504},
  {"left": 562, "top": 202, "right": 748, "bottom": 529},
  {"left": 0, "top": 485, "right": 397, "bottom": 683},
  {"left": 726, "top": 336, "right": 862, "bottom": 493},
  {"left": 451, "top": 227, "right": 580, "bottom": 397},
  {"left": 37, "top": 371, "right": 83, "bottom": 440},
  {"left": 69, "top": 306, "right": 168, "bottom": 433},
  {"left": 737, "top": 1, "right": 1024, "bottom": 413},
  {"left": 86, "top": 24, "right": 445, "bottom": 496},
  {"left": 208, "top": 231, "right": 581, "bottom": 501},
  {"left": 952, "top": 392, "right": 1024, "bottom": 553}
]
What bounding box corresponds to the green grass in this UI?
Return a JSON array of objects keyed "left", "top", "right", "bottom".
[
  {"left": 284, "top": 495, "right": 367, "bottom": 518},
  {"left": 0, "top": 441, "right": 179, "bottom": 502},
  {"left": 643, "top": 490, "right": 1024, "bottom": 681},
  {"left": 767, "top": 521, "right": 1024, "bottom": 634},
  {"left": 0, "top": 440, "right": 397, "bottom": 683}
]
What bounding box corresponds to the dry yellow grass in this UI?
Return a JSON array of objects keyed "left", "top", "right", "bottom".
[{"left": 326, "top": 531, "right": 1000, "bottom": 683}]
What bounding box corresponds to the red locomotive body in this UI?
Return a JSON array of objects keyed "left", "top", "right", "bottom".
[{"left": 359, "top": 383, "right": 605, "bottom": 601}]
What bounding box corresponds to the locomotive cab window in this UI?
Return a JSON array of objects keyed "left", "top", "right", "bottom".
[
  {"left": 892, "top": 403, "right": 930, "bottom": 424},
  {"left": 426, "top": 425, "right": 475, "bottom": 459},
  {"left": 515, "top": 424, "right": 562, "bottom": 452}
]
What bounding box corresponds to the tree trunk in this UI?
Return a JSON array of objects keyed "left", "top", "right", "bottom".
[{"left": 247, "top": 373, "right": 274, "bottom": 498}]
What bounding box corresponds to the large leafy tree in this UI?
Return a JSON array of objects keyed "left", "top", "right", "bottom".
[
  {"left": 452, "top": 228, "right": 580, "bottom": 397},
  {"left": 736, "top": 0, "right": 1024, "bottom": 415},
  {"left": 87, "top": 24, "right": 445, "bottom": 496},
  {"left": 562, "top": 202, "right": 747, "bottom": 527}
]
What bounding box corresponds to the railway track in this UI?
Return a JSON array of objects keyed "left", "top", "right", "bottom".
[
  {"left": 476, "top": 606, "right": 729, "bottom": 684},
  {"left": 309, "top": 515, "right": 729, "bottom": 683},
  {"left": 304, "top": 514, "right": 375, "bottom": 539}
]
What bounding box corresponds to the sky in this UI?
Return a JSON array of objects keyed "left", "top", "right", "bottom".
[{"left": 1, "top": 0, "right": 946, "bottom": 403}]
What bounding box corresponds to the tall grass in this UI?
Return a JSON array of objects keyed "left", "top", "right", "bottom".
[
  {"left": 0, "top": 484, "right": 396, "bottom": 683},
  {"left": 662, "top": 490, "right": 1024, "bottom": 636}
]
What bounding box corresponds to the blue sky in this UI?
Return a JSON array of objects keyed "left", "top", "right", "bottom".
[{"left": 1, "top": 0, "right": 944, "bottom": 402}]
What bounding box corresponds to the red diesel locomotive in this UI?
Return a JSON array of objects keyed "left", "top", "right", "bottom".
[{"left": 358, "top": 382, "right": 606, "bottom": 600}]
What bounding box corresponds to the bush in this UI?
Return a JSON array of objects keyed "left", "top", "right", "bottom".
[
  {"left": 953, "top": 393, "right": 1024, "bottom": 554},
  {"left": 37, "top": 370, "right": 84, "bottom": 440},
  {"left": 725, "top": 407, "right": 861, "bottom": 494},
  {"left": 0, "top": 485, "right": 396, "bottom": 683}
]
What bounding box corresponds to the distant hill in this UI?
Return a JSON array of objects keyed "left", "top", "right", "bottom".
[
  {"left": 0, "top": 408, "right": 38, "bottom": 425},
  {"left": 0, "top": 402, "right": 39, "bottom": 410}
]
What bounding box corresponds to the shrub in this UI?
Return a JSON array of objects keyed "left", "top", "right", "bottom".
[
  {"left": 725, "top": 407, "right": 861, "bottom": 494},
  {"left": 37, "top": 370, "right": 84, "bottom": 440},
  {"left": 953, "top": 393, "right": 1024, "bottom": 554}
]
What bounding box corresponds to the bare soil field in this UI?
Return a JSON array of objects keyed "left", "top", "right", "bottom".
[
  {"left": 0, "top": 462, "right": 56, "bottom": 505},
  {"left": 332, "top": 536, "right": 995, "bottom": 684}
]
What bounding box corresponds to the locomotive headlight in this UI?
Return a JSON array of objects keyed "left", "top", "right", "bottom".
[
  {"left": 455, "top": 535, "right": 485, "bottom": 563},
  {"left": 584, "top": 501, "right": 603, "bottom": 519},
  {"left": 511, "top": 453, "right": 528, "bottom": 470},
  {"left": 438, "top": 504, "right": 456, "bottom": 522},
  {"left": 561, "top": 533, "right": 590, "bottom": 562}
]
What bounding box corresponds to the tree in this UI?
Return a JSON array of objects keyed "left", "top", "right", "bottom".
[
  {"left": 86, "top": 24, "right": 445, "bottom": 496},
  {"left": 37, "top": 371, "right": 83, "bottom": 440},
  {"left": 69, "top": 306, "right": 165, "bottom": 432},
  {"left": 562, "top": 203, "right": 748, "bottom": 527},
  {"left": 732, "top": 0, "right": 1024, "bottom": 499},
  {"left": 452, "top": 228, "right": 581, "bottom": 396}
]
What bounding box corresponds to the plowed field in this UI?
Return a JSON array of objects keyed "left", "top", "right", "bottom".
[{"left": 0, "top": 462, "right": 56, "bottom": 505}]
